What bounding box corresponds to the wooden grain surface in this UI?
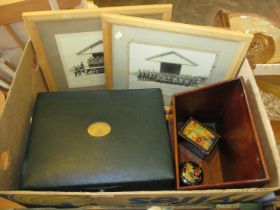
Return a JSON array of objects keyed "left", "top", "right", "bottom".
[
  {"left": 0, "top": 91, "right": 5, "bottom": 111},
  {"left": 171, "top": 78, "right": 269, "bottom": 190},
  {"left": 271, "top": 120, "right": 280, "bottom": 145},
  {"left": 0, "top": 0, "right": 51, "bottom": 25},
  {"left": 0, "top": 0, "right": 84, "bottom": 24},
  {"left": 57, "top": 0, "right": 82, "bottom": 9},
  {"left": 0, "top": 196, "right": 25, "bottom": 208}
]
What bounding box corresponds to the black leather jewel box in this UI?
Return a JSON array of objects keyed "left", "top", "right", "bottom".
[{"left": 21, "top": 88, "right": 174, "bottom": 191}]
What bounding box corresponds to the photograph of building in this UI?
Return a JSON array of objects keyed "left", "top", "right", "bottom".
[
  {"left": 136, "top": 51, "right": 207, "bottom": 87},
  {"left": 55, "top": 31, "right": 105, "bottom": 88},
  {"left": 128, "top": 42, "right": 216, "bottom": 104},
  {"left": 73, "top": 40, "right": 104, "bottom": 77}
]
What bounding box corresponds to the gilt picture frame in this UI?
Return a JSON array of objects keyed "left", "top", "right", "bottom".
[
  {"left": 102, "top": 14, "right": 253, "bottom": 105},
  {"left": 23, "top": 4, "right": 172, "bottom": 91}
]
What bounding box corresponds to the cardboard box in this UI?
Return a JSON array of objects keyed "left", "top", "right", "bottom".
[{"left": 0, "top": 42, "right": 279, "bottom": 208}]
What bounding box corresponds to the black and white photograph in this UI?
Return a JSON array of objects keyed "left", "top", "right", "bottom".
[
  {"left": 129, "top": 42, "right": 217, "bottom": 103},
  {"left": 55, "top": 31, "right": 105, "bottom": 88}
]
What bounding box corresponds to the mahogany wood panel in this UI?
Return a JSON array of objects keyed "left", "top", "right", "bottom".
[{"left": 171, "top": 77, "right": 270, "bottom": 190}]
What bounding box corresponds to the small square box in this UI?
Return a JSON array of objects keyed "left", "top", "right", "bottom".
[{"left": 178, "top": 117, "right": 220, "bottom": 159}]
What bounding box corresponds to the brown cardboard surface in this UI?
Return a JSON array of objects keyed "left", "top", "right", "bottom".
[
  {"left": 0, "top": 42, "right": 45, "bottom": 190},
  {"left": 238, "top": 61, "right": 280, "bottom": 189},
  {"left": 0, "top": 42, "right": 278, "bottom": 208}
]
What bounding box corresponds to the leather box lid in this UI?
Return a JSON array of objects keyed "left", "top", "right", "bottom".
[{"left": 21, "top": 88, "right": 174, "bottom": 191}]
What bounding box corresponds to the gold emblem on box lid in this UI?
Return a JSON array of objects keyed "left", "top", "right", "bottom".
[{"left": 88, "top": 122, "right": 111, "bottom": 137}]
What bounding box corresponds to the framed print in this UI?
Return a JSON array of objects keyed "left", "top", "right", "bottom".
[
  {"left": 23, "top": 4, "right": 172, "bottom": 91},
  {"left": 102, "top": 14, "right": 253, "bottom": 105}
]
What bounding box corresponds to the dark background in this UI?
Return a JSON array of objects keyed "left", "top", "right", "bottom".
[{"left": 94, "top": 0, "right": 280, "bottom": 26}]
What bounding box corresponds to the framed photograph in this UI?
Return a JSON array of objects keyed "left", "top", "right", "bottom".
[
  {"left": 102, "top": 14, "right": 253, "bottom": 105},
  {"left": 23, "top": 4, "right": 172, "bottom": 91}
]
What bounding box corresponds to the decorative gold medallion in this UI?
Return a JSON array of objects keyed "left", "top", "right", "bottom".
[{"left": 87, "top": 122, "right": 111, "bottom": 137}]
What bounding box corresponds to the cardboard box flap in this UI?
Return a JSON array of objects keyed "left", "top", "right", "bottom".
[
  {"left": 0, "top": 41, "right": 47, "bottom": 190},
  {"left": 238, "top": 60, "right": 280, "bottom": 188}
]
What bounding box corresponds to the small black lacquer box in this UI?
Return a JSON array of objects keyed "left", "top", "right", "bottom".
[{"left": 178, "top": 117, "right": 220, "bottom": 159}]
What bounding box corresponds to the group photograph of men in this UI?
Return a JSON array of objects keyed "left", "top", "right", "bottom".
[
  {"left": 136, "top": 69, "right": 207, "bottom": 87},
  {"left": 71, "top": 54, "right": 104, "bottom": 78}
]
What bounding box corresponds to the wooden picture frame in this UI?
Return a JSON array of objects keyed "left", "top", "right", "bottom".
[
  {"left": 102, "top": 14, "right": 253, "bottom": 105},
  {"left": 23, "top": 4, "right": 172, "bottom": 91}
]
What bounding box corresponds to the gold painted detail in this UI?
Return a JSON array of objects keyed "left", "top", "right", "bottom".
[
  {"left": 87, "top": 122, "right": 111, "bottom": 137},
  {"left": 164, "top": 105, "right": 173, "bottom": 121}
]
